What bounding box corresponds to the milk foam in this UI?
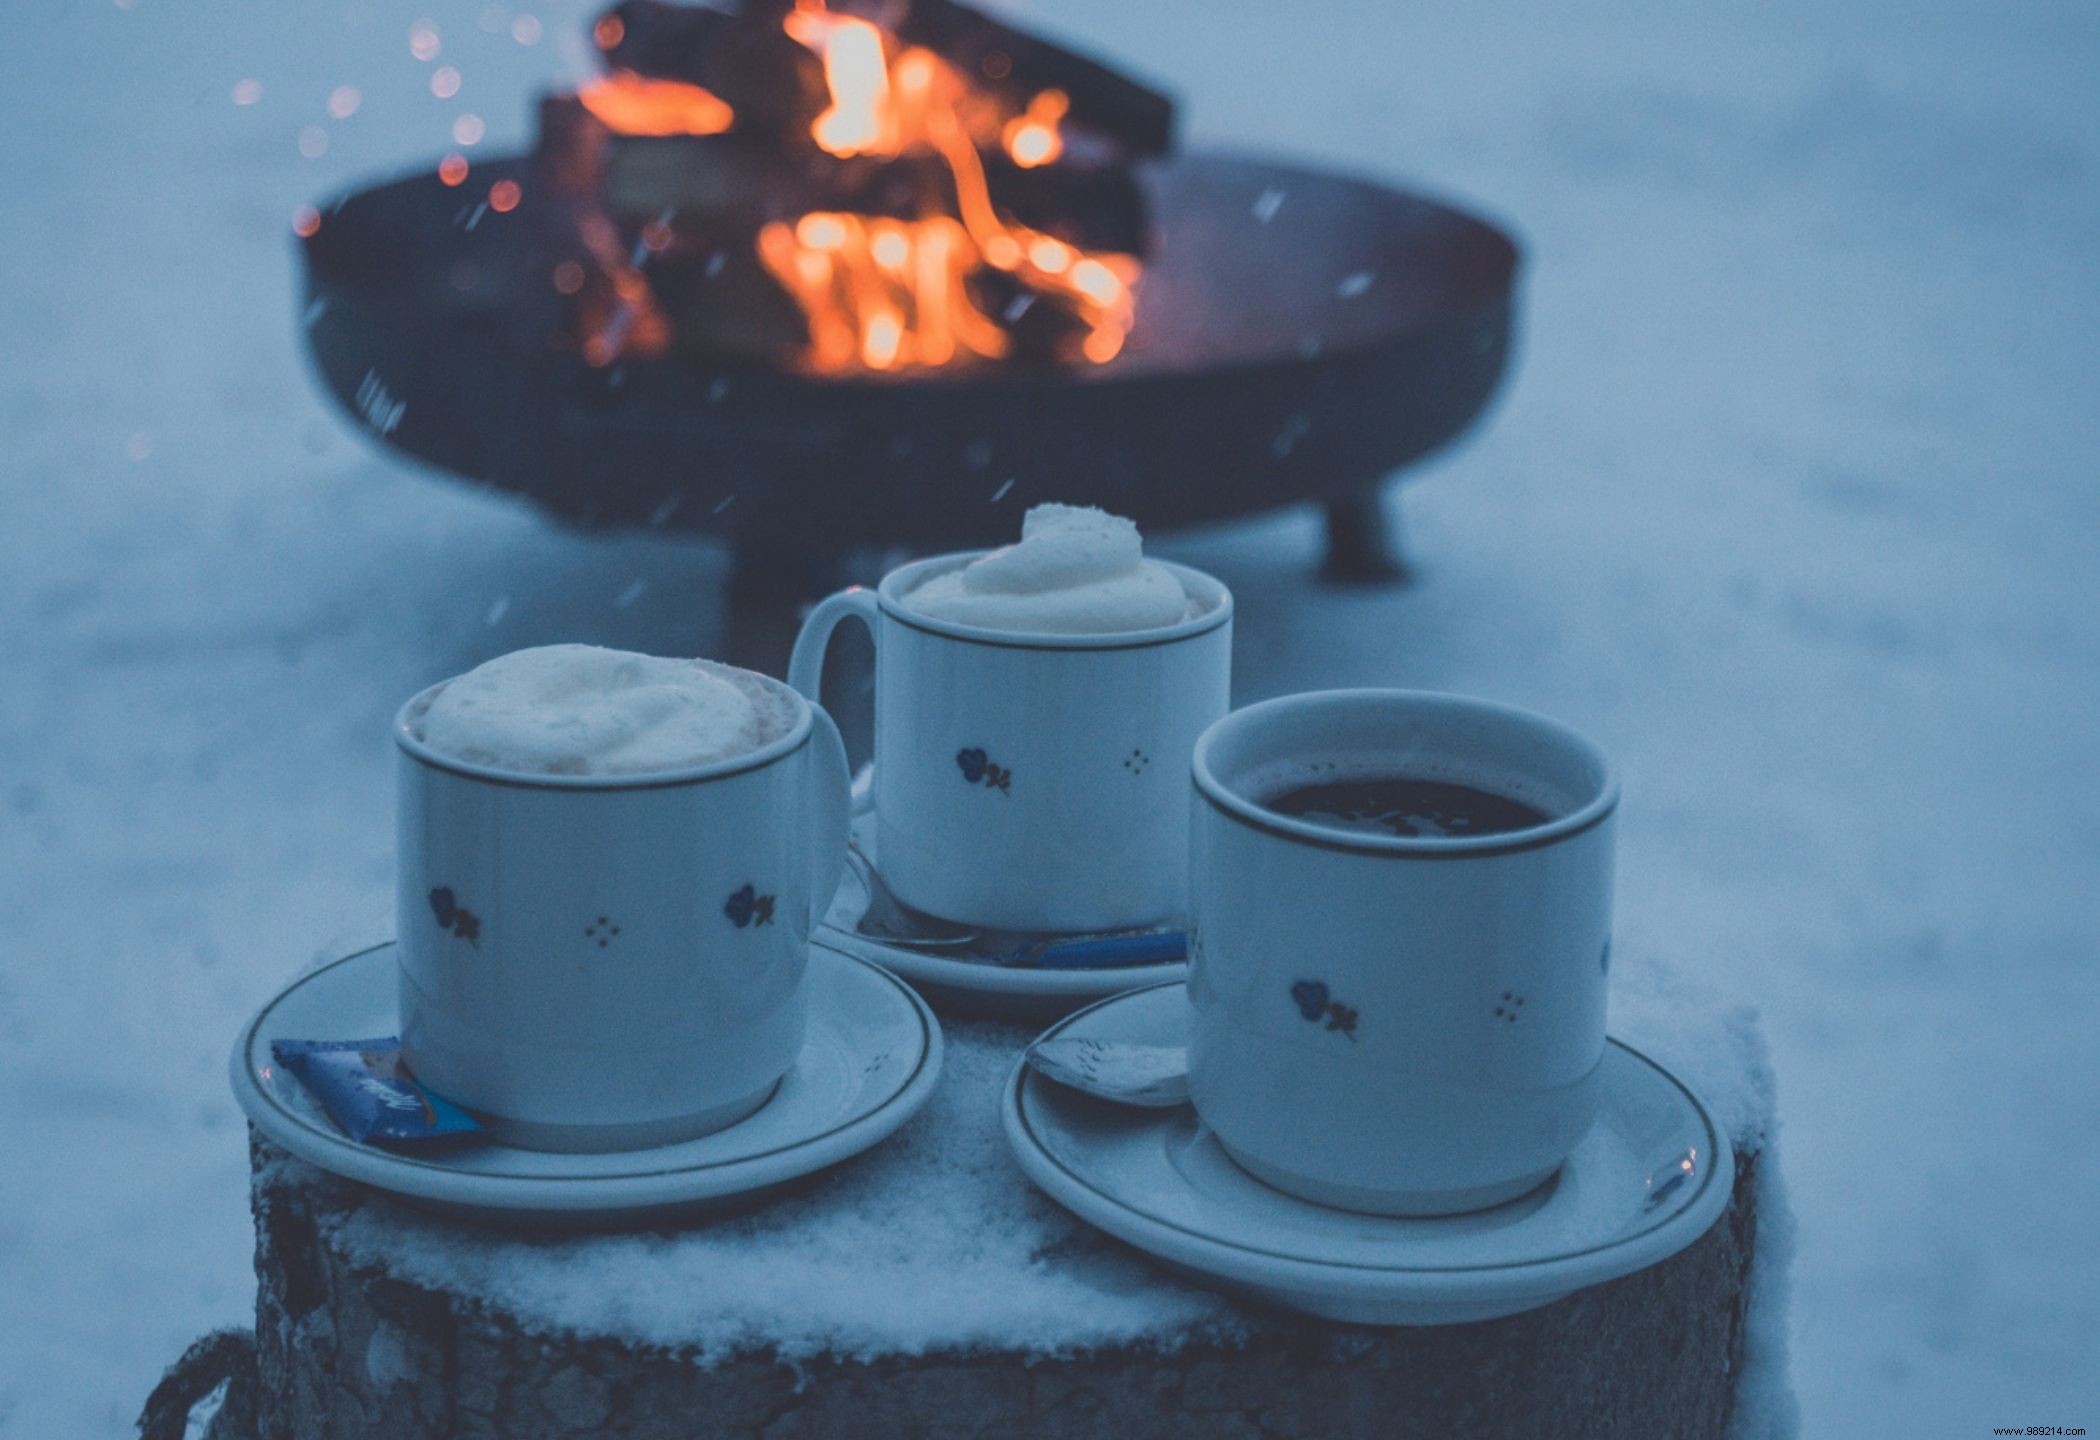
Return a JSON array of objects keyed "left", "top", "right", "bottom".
[
  {"left": 902, "top": 503, "right": 1193, "bottom": 634},
  {"left": 409, "top": 645, "right": 794, "bottom": 776}
]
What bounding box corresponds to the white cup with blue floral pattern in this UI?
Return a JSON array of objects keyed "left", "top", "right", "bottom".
[
  {"left": 1188, "top": 690, "right": 1618, "bottom": 1216},
  {"left": 393, "top": 665, "right": 850, "bottom": 1153},
  {"left": 789, "top": 554, "right": 1231, "bottom": 934}
]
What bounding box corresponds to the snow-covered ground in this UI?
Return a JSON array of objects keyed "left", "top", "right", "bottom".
[{"left": 2, "top": 0, "right": 2095, "bottom": 1434}]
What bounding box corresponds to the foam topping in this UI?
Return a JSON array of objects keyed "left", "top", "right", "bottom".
[
  {"left": 409, "top": 645, "right": 782, "bottom": 776},
  {"left": 902, "top": 504, "right": 1191, "bottom": 634}
]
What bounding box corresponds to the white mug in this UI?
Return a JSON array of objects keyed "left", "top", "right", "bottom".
[
  {"left": 788, "top": 554, "right": 1232, "bottom": 933},
  {"left": 1187, "top": 690, "right": 1617, "bottom": 1215},
  {"left": 393, "top": 666, "right": 851, "bottom": 1153}
]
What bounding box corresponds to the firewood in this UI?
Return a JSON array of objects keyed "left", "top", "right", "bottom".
[
  {"left": 596, "top": 0, "right": 826, "bottom": 134},
  {"left": 871, "top": 0, "right": 1175, "bottom": 156},
  {"left": 582, "top": 128, "right": 1149, "bottom": 256}
]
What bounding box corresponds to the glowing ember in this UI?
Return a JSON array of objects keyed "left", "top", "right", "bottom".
[
  {"left": 488, "top": 179, "right": 523, "bottom": 212},
  {"left": 577, "top": 71, "right": 734, "bottom": 137},
  {"left": 1003, "top": 89, "right": 1066, "bottom": 169},
  {"left": 438, "top": 153, "right": 470, "bottom": 186},
  {"left": 291, "top": 204, "right": 322, "bottom": 238}
]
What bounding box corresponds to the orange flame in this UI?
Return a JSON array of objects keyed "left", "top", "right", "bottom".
[
  {"left": 1003, "top": 89, "right": 1066, "bottom": 169},
  {"left": 576, "top": 2, "right": 1138, "bottom": 372},
  {"left": 755, "top": 6, "right": 1137, "bottom": 371},
  {"left": 577, "top": 70, "right": 734, "bottom": 137}
]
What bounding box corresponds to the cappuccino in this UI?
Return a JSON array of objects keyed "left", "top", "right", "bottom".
[
  {"left": 407, "top": 644, "right": 797, "bottom": 776},
  {"left": 901, "top": 503, "right": 1200, "bottom": 634}
]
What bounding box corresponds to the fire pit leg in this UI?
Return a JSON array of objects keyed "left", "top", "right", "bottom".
[{"left": 1320, "top": 491, "right": 1410, "bottom": 584}]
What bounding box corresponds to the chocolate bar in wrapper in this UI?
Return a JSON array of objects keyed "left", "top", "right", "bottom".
[{"left": 271, "top": 1037, "right": 483, "bottom": 1145}]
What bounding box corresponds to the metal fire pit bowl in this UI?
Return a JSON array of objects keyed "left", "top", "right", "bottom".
[{"left": 299, "top": 152, "right": 1519, "bottom": 577}]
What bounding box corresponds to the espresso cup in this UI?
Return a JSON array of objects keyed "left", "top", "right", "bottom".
[
  {"left": 1187, "top": 689, "right": 1617, "bottom": 1215},
  {"left": 393, "top": 667, "right": 850, "bottom": 1153},
  {"left": 788, "top": 554, "right": 1231, "bottom": 933}
]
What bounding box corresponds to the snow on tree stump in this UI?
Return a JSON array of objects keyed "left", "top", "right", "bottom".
[{"left": 192, "top": 957, "right": 1794, "bottom": 1440}]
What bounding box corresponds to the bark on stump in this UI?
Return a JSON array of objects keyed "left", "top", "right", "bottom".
[{"left": 236, "top": 1131, "right": 1764, "bottom": 1440}]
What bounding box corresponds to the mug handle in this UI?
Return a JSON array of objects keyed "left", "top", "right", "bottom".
[
  {"left": 804, "top": 703, "right": 852, "bottom": 932},
  {"left": 788, "top": 586, "right": 881, "bottom": 816}
]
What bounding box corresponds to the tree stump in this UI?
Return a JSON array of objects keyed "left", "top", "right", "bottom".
[{"left": 159, "top": 958, "right": 1794, "bottom": 1439}]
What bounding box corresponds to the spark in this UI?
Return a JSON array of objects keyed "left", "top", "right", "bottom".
[
  {"left": 488, "top": 180, "right": 521, "bottom": 212},
  {"left": 231, "top": 79, "right": 262, "bottom": 106},
  {"left": 291, "top": 205, "right": 322, "bottom": 237},
  {"left": 409, "top": 20, "right": 440, "bottom": 61},
  {"left": 327, "top": 85, "right": 361, "bottom": 119},
  {"left": 438, "top": 154, "right": 469, "bottom": 186},
  {"left": 451, "top": 113, "right": 485, "bottom": 146},
  {"left": 430, "top": 66, "right": 461, "bottom": 99},
  {"left": 510, "top": 14, "right": 542, "bottom": 45},
  {"left": 297, "top": 125, "right": 329, "bottom": 159}
]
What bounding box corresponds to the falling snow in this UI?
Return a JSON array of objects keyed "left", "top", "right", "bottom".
[{"left": 0, "top": 2, "right": 2093, "bottom": 1436}]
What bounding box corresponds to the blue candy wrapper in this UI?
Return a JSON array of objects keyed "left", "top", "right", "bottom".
[{"left": 271, "top": 1037, "right": 483, "bottom": 1145}]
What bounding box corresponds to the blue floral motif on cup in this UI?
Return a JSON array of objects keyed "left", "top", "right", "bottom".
[
  {"left": 1290, "top": 980, "right": 1358, "bottom": 1040},
  {"left": 427, "top": 887, "right": 481, "bottom": 946},
  {"left": 955, "top": 747, "right": 1012, "bottom": 794},
  {"left": 724, "top": 884, "right": 775, "bottom": 928}
]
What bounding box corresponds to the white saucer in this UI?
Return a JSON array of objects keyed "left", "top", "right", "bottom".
[
  {"left": 817, "top": 807, "right": 1187, "bottom": 1021},
  {"left": 231, "top": 942, "right": 941, "bottom": 1227},
  {"left": 1002, "top": 983, "right": 1734, "bottom": 1325}
]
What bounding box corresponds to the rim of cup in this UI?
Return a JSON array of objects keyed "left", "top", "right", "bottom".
[
  {"left": 392, "top": 666, "right": 816, "bottom": 791},
  {"left": 874, "top": 553, "right": 1233, "bottom": 651},
  {"left": 1192, "top": 688, "right": 1619, "bottom": 859}
]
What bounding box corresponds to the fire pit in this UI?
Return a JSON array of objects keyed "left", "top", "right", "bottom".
[{"left": 298, "top": 0, "right": 1519, "bottom": 581}]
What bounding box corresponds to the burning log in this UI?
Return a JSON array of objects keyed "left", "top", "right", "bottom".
[
  {"left": 607, "top": 0, "right": 1174, "bottom": 158},
  {"left": 534, "top": 0, "right": 1171, "bottom": 373},
  {"left": 594, "top": 0, "right": 826, "bottom": 135},
  {"left": 546, "top": 112, "right": 1148, "bottom": 256}
]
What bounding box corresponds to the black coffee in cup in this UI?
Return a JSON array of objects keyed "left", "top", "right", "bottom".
[{"left": 1258, "top": 774, "right": 1548, "bottom": 839}]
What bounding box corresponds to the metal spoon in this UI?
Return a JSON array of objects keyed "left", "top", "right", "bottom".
[
  {"left": 1023, "top": 1036, "right": 1192, "bottom": 1108},
  {"left": 844, "top": 840, "right": 978, "bottom": 948},
  {"left": 844, "top": 840, "right": 1191, "bottom": 970}
]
